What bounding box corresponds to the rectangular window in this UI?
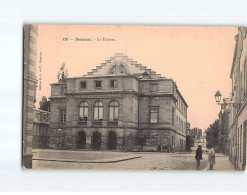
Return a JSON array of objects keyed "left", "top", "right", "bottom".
[
  {"left": 60, "top": 110, "right": 66, "bottom": 123},
  {"left": 80, "top": 81, "right": 87, "bottom": 89},
  {"left": 150, "top": 82, "right": 158, "bottom": 92},
  {"left": 95, "top": 80, "right": 102, "bottom": 88},
  {"left": 150, "top": 107, "right": 158, "bottom": 123},
  {"left": 172, "top": 108, "right": 175, "bottom": 126},
  {"left": 110, "top": 80, "right": 117, "bottom": 88},
  {"left": 60, "top": 87, "right": 66, "bottom": 94}
]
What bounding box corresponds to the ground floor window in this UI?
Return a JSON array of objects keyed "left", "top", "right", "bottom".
[
  {"left": 150, "top": 107, "right": 158, "bottom": 123},
  {"left": 60, "top": 110, "right": 66, "bottom": 123}
]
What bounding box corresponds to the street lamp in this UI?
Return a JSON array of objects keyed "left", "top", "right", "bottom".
[
  {"left": 215, "top": 90, "right": 222, "bottom": 104},
  {"left": 214, "top": 90, "right": 241, "bottom": 109}
]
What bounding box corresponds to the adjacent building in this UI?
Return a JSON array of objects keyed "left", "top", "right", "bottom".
[
  {"left": 33, "top": 108, "right": 50, "bottom": 149},
  {"left": 49, "top": 53, "right": 188, "bottom": 152},
  {"left": 22, "top": 24, "right": 38, "bottom": 168},
  {"left": 228, "top": 27, "right": 247, "bottom": 170},
  {"left": 218, "top": 98, "right": 230, "bottom": 155}
]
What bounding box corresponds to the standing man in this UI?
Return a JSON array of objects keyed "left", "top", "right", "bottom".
[
  {"left": 195, "top": 145, "right": 203, "bottom": 170},
  {"left": 208, "top": 146, "right": 215, "bottom": 170}
]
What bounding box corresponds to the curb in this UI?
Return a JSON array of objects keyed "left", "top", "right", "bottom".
[{"left": 33, "top": 155, "right": 142, "bottom": 163}]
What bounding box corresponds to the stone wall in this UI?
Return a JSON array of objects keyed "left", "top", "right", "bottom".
[
  {"left": 23, "top": 24, "right": 38, "bottom": 168},
  {"left": 48, "top": 127, "right": 137, "bottom": 151}
]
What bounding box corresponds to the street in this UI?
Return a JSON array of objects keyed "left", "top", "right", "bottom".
[{"left": 31, "top": 149, "right": 234, "bottom": 170}]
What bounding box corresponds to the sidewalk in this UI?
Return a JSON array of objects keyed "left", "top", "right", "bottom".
[
  {"left": 203, "top": 153, "right": 236, "bottom": 171},
  {"left": 32, "top": 149, "right": 142, "bottom": 163}
]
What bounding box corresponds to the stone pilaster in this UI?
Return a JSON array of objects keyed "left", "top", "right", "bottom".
[{"left": 22, "top": 24, "right": 38, "bottom": 168}]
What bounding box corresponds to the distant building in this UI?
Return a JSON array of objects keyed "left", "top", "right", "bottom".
[
  {"left": 33, "top": 108, "right": 50, "bottom": 149},
  {"left": 228, "top": 27, "right": 247, "bottom": 170},
  {"left": 49, "top": 53, "right": 188, "bottom": 152},
  {"left": 194, "top": 135, "right": 207, "bottom": 151},
  {"left": 186, "top": 122, "right": 191, "bottom": 135}
]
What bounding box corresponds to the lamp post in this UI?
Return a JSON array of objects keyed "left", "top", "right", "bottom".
[
  {"left": 214, "top": 90, "right": 241, "bottom": 109},
  {"left": 215, "top": 90, "right": 222, "bottom": 104}
]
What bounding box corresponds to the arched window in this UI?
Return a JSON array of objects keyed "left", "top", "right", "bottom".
[
  {"left": 109, "top": 65, "right": 117, "bottom": 74},
  {"left": 109, "top": 100, "right": 119, "bottom": 121},
  {"left": 119, "top": 65, "right": 127, "bottom": 73},
  {"left": 109, "top": 64, "right": 127, "bottom": 74},
  {"left": 94, "top": 101, "right": 104, "bottom": 121},
  {"left": 79, "top": 101, "right": 88, "bottom": 121}
]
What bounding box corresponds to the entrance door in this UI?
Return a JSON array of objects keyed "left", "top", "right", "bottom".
[
  {"left": 91, "top": 131, "right": 101, "bottom": 150},
  {"left": 107, "top": 131, "right": 117, "bottom": 150},
  {"left": 76, "top": 131, "right": 86, "bottom": 149}
]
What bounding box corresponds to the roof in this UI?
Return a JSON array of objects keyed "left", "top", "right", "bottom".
[{"left": 83, "top": 53, "right": 163, "bottom": 79}]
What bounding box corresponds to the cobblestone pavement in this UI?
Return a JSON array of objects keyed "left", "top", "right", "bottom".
[
  {"left": 203, "top": 153, "right": 236, "bottom": 171},
  {"left": 33, "top": 150, "right": 212, "bottom": 170}
]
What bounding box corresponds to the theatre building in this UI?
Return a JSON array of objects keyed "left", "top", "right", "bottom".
[{"left": 49, "top": 53, "right": 188, "bottom": 151}]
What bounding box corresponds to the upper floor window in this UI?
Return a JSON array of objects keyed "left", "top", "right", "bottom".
[
  {"left": 110, "top": 80, "right": 117, "bottom": 88},
  {"left": 109, "top": 100, "right": 119, "bottom": 121},
  {"left": 109, "top": 64, "right": 127, "bottom": 74},
  {"left": 79, "top": 101, "right": 88, "bottom": 121},
  {"left": 60, "top": 87, "right": 66, "bottom": 95},
  {"left": 60, "top": 109, "right": 66, "bottom": 123},
  {"left": 150, "top": 82, "right": 158, "bottom": 92},
  {"left": 80, "top": 81, "right": 87, "bottom": 89},
  {"left": 94, "top": 101, "right": 103, "bottom": 121},
  {"left": 150, "top": 107, "right": 158, "bottom": 123},
  {"left": 172, "top": 108, "right": 175, "bottom": 126},
  {"left": 95, "top": 80, "right": 102, "bottom": 88}
]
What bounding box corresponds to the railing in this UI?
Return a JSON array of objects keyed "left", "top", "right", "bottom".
[
  {"left": 93, "top": 121, "right": 102, "bottom": 127},
  {"left": 78, "top": 121, "right": 87, "bottom": 126},
  {"left": 108, "top": 121, "right": 118, "bottom": 127}
]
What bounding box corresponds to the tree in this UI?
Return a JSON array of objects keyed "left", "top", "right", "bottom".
[
  {"left": 205, "top": 119, "right": 219, "bottom": 150},
  {"left": 186, "top": 135, "right": 194, "bottom": 152},
  {"left": 190, "top": 128, "right": 202, "bottom": 140},
  {"left": 39, "top": 96, "right": 50, "bottom": 111}
]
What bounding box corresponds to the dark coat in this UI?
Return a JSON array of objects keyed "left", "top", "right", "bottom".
[{"left": 195, "top": 148, "right": 203, "bottom": 160}]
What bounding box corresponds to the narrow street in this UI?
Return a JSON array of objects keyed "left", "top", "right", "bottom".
[{"left": 32, "top": 149, "right": 234, "bottom": 171}]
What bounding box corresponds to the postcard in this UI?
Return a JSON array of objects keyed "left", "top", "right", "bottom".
[{"left": 22, "top": 24, "right": 246, "bottom": 171}]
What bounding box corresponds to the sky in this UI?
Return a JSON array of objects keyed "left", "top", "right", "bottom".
[{"left": 35, "top": 25, "right": 238, "bottom": 131}]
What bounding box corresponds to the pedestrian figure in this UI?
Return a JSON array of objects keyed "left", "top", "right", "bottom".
[
  {"left": 195, "top": 145, "right": 203, "bottom": 170},
  {"left": 172, "top": 145, "right": 175, "bottom": 153},
  {"left": 43, "top": 142, "right": 46, "bottom": 150},
  {"left": 157, "top": 144, "right": 161, "bottom": 151},
  {"left": 208, "top": 146, "right": 215, "bottom": 170},
  {"left": 123, "top": 144, "right": 127, "bottom": 152}
]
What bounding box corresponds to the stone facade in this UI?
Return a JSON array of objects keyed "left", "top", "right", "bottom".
[
  {"left": 228, "top": 27, "right": 247, "bottom": 170},
  {"left": 22, "top": 25, "right": 38, "bottom": 168},
  {"left": 49, "top": 53, "right": 188, "bottom": 152},
  {"left": 33, "top": 108, "right": 50, "bottom": 149},
  {"left": 218, "top": 98, "right": 230, "bottom": 155}
]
